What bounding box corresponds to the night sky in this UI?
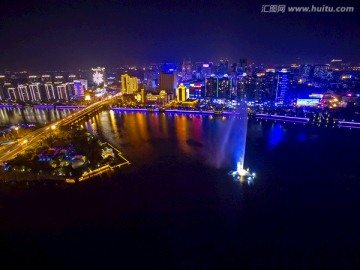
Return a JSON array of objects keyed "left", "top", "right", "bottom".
[{"left": 1, "top": 0, "right": 359, "bottom": 70}]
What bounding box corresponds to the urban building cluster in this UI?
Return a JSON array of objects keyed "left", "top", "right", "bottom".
[{"left": 1, "top": 59, "right": 360, "bottom": 108}]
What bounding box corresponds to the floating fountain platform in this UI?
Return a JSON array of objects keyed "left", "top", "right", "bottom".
[{"left": 228, "top": 167, "right": 256, "bottom": 184}]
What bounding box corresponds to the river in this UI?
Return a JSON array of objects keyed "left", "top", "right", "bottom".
[{"left": 0, "top": 108, "right": 360, "bottom": 268}]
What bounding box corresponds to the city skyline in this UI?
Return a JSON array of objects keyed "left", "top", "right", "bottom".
[{"left": 1, "top": 0, "right": 359, "bottom": 70}]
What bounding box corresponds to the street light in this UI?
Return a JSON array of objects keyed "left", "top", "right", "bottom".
[{"left": 14, "top": 126, "right": 19, "bottom": 138}]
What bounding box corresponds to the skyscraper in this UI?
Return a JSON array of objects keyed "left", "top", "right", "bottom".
[
  {"left": 0, "top": 75, "right": 6, "bottom": 100},
  {"left": 45, "top": 83, "right": 56, "bottom": 100},
  {"left": 216, "top": 59, "right": 229, "bottom": 76},
  {"left": 29, "top": 83, "right": 42, "bottom": 101},
  {"left": 237, "top": 58, "right": 247, "bottom": 73},
  {"left": 57, "top": 84, "right": 68, "bottom": 100},
  {"left": 300, "top": 65, "right": 314, "bottom": 82},
  {"left": 121, "top": 74, "right": 138, "bottom": 94},
  {"left": 181, "top": 58, "right": 192, "bottom": 81},
  {"left": 8, "top": 87, "right": 17, "bottom": 100},
  {"left": 205, "top": 75, "right": 232, "bottom": 99},
  {"left": 276, "top": 69, "right": 289, "bottom": 105},
  {"left": 313, "top": 65, "right": 330, "bottom": 79},
  {"left": 18, "top": 85, "right": 29, "bottom": 102},
  {"left": 73, "top": 80, "right": 85, "bottom": 97},
  {"left": 159, "top": 71, "right": 177, "bottom": 97}
]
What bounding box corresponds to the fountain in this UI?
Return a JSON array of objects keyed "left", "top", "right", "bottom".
[{"left": 229, "top": 101, "right": 256, "bottom": 183}]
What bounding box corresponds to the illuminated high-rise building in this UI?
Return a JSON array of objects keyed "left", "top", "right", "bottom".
[
  {"left": 29, "top": 83, "right": 42, "bottom": 101},
  {"left": 236, "top": 76, "right": 246, "bottom": 100},
  {"left": 72, "top": 80, "right": 87, "bottom": 98},
  {"left": 189, "top": 83, "right": 204, "bottom": 98},
  {"left": 201, "top": 63, "right": 212, "bottom": 79},
  {"left": 57, "top": 84, "right": 69, "bottom": 100},
  {"left": 41, "top": 74, "right": 52, "bottom": 83},
  {"left": 54, "top": 75, "right": 64, "bottom": 84},
  {"left": 216, "top": 59, "right": 229, "bottom": 76},
  {"left": 275, "top": 69, "right": 289, "bottom": 105},
  {"left": 68, "top": 74, "right": 77, "bottom": 82},
  {"left": 176, "top": 84, "right": 189, "bottom": 101},
  {"left": 237, "top": 58, "right": 247, "bottom": 73},
  {"left": 205, "top": 75, "right": 232, "bottom": 99},
  {"left": 205, "top": 75, "right": 218, "bottom": 98},
  {"left": 1, "top": 81, "right": 15, "bottom": 100},
  {"left": 73, "top": 81, "right": 84, "bottom": 97},
  {"left": 8, "top": 87, "right": 17, "bottom": 100},
  {"left": 79, "top": 79, "right": 88, "bottom": 91},
  {"left": 159, "top": 71, "right": 177, "bottom": 97},
  {"left": 313, "top": 65, "right": 330, "bottom": 79},
  {"left": 141, "top": 88, "right": 146, "bottom": 103},
  {"left": 121, "top": 74, "right": 138, "bottom": 94},
  {"left": 28, "top": 75, "right": 40, "bottom": 83},
  {"left": 181, "top": 58, "right": 192, "bottom": 81},
  {"left": 18, "top": 85, "right": 30, "bottom": 101},
  {"left": 92, "top": 67, "right": 106, "bottom": 89},
  {"left": 300, "top": 65, "right": 313, "bottom": 82},
  {"left": 45, "top": 84, "right": 56, "bottom": 100},
  {"left": 0, "top": 75, "right": 6, "bottom": 100}
]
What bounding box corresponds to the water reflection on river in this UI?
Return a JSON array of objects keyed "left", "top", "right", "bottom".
[
  {"left": 82, "top": 111, "right": 252, "bottom": 170},
  {"left": 0, "top": 107, "right": 74, "bottom": 126},
  {"left": 1, "top": 108, "right": 360, "bottom": 268}
]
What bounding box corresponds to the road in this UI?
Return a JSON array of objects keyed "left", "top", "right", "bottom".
[{"left": 0, "top": 94, "right": 120, "bottom": 166}]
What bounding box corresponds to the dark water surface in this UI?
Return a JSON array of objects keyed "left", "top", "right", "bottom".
[{"left": 1, "top": 109, "right": 360, "bottom": 269}]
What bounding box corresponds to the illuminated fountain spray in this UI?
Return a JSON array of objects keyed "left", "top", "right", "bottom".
[{"left": 229, "top": 101, "right": 256, "bottom": 184}]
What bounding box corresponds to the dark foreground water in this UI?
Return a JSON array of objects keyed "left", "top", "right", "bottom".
[{"left": 1, "top": 110, "right": 360, "bottom": 269}]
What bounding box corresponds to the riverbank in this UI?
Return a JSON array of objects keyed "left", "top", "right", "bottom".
[{"left": 0, "top": 127, "right": 130, "bottom": 184}]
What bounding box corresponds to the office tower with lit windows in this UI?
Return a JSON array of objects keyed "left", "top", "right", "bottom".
[
  {"left": 275, "top": 69, "right": 289, "bottom": 105},
  {"left": 235, "top": 76, "right": 246, "bottom": 100},
  {"left": 189, "top": 83, "right": 204, "bottom": 98},
  {"left": 313, "top": 65, "right": 330, "bottom": 79},
  {"left": 205, "top": 75, "right": 232, "bottom": 99},
  {"left": 217, "top": 75, "right": 232, "bottom": 98},
  {"left": 159, "top": 70, "right": 177, "bottom": 97},
  {"left": 121, "top": 74, "right": 139, "bottom": 94},
  {"left": 201, "top": 63, "right": 212, "bottom": 79},
  {"left": 73, "top": 80, "right": 87, "bottom": 98},
  {"left": 237, "top": 75, "right": 256, "bottom": 101},
  {"left": 300, "top": 65, "right": 314, "bottom": 82},
  {"left": 216, "top": 59, "right": 229, "bottom": 76},
  {"left": 205, "top": 76, "right": 218, "bottom": 98},
  {"left": 181, "top": 58, "right": 192, "bottom": 81},
  {"left": 237, "top": 58, "right": 247, "bottom": 74}
]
